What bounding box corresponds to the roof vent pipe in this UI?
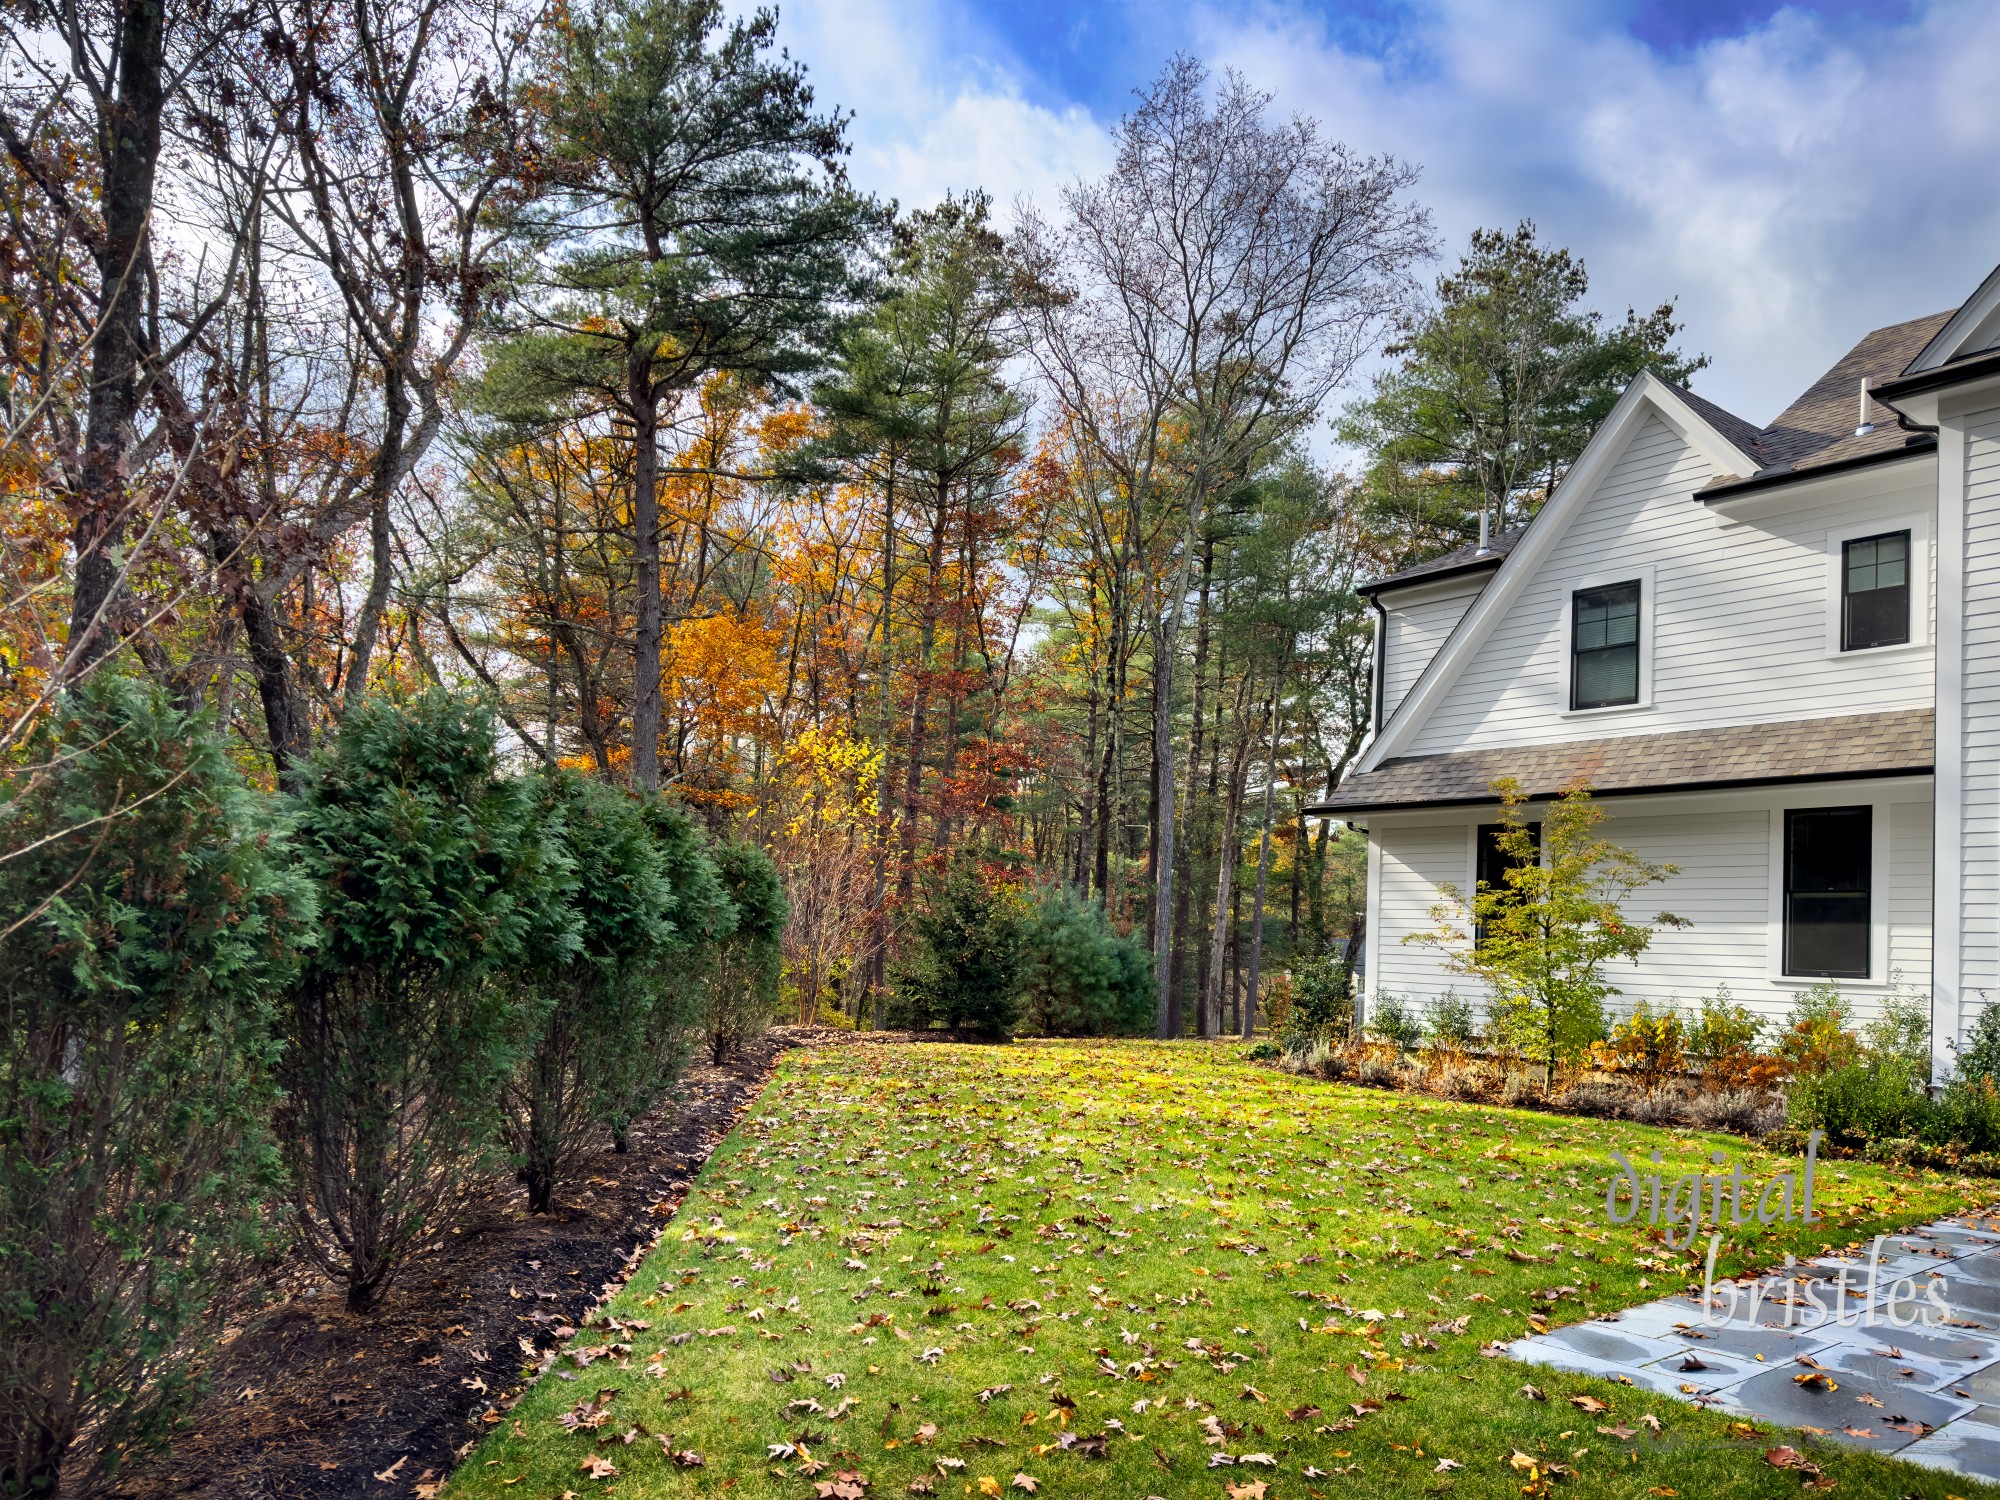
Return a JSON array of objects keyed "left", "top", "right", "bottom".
[
  {"left": 1854, "top": 375, "right": 1877, "bottom": 438},
  {"left": 1475, "top": 503, "right": 1490, "bottom": 556}
]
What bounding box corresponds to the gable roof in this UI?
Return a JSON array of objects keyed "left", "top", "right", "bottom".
[
  {"left": 1359, "top": 526, "right": 1526, "bottom": 597},
  {"left": 1719, "top": 312, "right": 1951, "bottom": 478},
  {"left": 1670, "top": 382, "right": 1769, "bottom": 461},
  {"left": 1686, "top": 313, "right": 1951, "bottom": 504},
  {"left": 1355, "top": 312, "right": 1953, "bottom": 597},
  {"left": 1900, "top": 260, "right": 2000, "bottom": 375},
  {"left": 1313, "top": 709, "right": 1932, "bottom": 814},
  {"left": 1349, "top": 370, "right": 1766, "bottom": 775}
]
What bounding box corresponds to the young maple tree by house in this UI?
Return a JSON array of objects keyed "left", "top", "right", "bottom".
[{"left": 1415, "top": 778, "right": 1685, "bottom": 1068}]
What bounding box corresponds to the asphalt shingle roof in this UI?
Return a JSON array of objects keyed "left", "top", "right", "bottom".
[
  {"left": 1360, "top": 526, "right": 1526, "bottom": 596},
  {"left": 1310, "top": 709, "right": 1934, "bottom": 814},
  {"left": 1696, "top": 311, "right": 1953, "bottom": 489}
]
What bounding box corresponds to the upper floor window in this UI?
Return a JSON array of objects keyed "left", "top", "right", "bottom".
[
  {"left": 1571, "top": 581, "right": 1641, "bottom": 710},
  {"left": 1842, "top": 530, "right": 1911, "bottom": 650}
]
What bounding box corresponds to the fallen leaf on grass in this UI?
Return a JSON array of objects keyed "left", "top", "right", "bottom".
[
  {"left": 1518, "top": 1384, "right": 1546, "bottom": 1402},
  {"left": 1566, "top": 1394, "right": 1609, "bottom": 1414},
  {"left": 1011, "top": 1475, "right": 1038, "bottom": 1493},
  {"left": 1436, "top": 1457, "right": 1464, "bottom": 1472},
  {"left": 1764, "top": 1446, "right": 1828, "bottom": 1484},
  {"left": 577, "top": 1455, "right": 617, "bottom": 1480},
  {"left": 1225, "top": 1482, "right": 1268, "bottom": 1500}
]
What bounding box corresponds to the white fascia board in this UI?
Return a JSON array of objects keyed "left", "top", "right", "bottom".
[
  {"left": 1351, "top": 372, "right": 1762, "bottom": 773},
  {"left": 1907, "top": 260, "right": 2000, "bottom": 373}
]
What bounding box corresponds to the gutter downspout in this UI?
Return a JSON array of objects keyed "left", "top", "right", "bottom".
[{"left": 1871, "top": 389, "right": 1941, "bottom": 437}]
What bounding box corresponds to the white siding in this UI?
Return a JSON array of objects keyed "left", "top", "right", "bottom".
[
  {"left": 1367, "top": 788, "right": 1933, "bottom": 1034},
  {"left": 1957, "top": 406, "right": 2000, "bottom": 1042},
  {"left": 1370, "top": 821, "right": 1474, "bottom": 1008},
  {"left": 1406, "top": 414, "right": 1936, "bottom": 757},
  {"left": 1889, "top": 796, "right": 1935, "bottom": 994},
  {"left": 1380, "top": 580, "right": 1483, "bottom": 721}
]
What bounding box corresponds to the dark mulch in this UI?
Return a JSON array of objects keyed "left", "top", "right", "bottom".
[{"left": 93, "top": 1029, "right": 839, "bottom": 1500}]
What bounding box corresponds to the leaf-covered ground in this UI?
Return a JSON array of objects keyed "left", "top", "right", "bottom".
[{"left": 445, "top": 1040, "right": 1994, "bottom": 1500}]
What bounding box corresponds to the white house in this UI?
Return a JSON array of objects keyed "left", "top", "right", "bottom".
[{"left": 1313, "top": 260, "right": 2000, "bottom": 1081}]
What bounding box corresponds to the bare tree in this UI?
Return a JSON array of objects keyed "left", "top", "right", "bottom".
[
  {"left": 254, "top": 0, "right": 534, "bottom": 718},
  {"left": 1023, "top": 57, "right": 1431, "bottom": 1035}
]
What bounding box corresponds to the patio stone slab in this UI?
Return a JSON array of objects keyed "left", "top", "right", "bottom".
[
  {"left": 1722, "top": 1366, "right": 1968, "bottom": 1453},
  {"left": 1892, "top": 1416, "right": 2000, "bottom": 1481},
  {"left": 1802, "top": 1320, "right": 2000, "bottom": 1364},
  {"left": 1668, "top": 1322, "right": 1834, "bottom": 1361},
  {"left": 1507, "top": 1214, "right": 2000, "bottom": 1474},
  {"left": 1539, "top": 1324, "right": 1673, "bottom": 1366}
]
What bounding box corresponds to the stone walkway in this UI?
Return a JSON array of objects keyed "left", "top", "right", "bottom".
[{"left": 1508, "top": 1213, "right": 2000, "bottom": 1482}]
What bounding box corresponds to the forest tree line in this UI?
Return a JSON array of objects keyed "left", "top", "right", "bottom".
[{"left": 1, "top": 0, "right": 1706, "bottom": 1038}]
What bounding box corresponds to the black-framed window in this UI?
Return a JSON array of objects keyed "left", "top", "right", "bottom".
[
  {"left": 1784, "top": 806, "right": 1871, "bottom": 979},
  {"left": 1475, "top": 821, "right": 1541, "bottom": 945},
  {"left": 1842, "top": 530, "right": 1911, "bottom": 651},
  {"left": 1571, "top": 581, "right": 1641, "bottom": 710}
]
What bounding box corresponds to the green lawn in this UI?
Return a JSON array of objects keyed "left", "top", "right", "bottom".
[{"left": 446, "top": 1040, "right": 1992, "bottom": 1500}]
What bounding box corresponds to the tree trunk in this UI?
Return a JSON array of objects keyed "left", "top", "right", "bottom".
[
  {"left": 229, "top": 549, "right": 313, "bottom": 791},
  {"left": 1144, "top": 673, "right": 1161, "bottom": 951},
  {"left": 629, "top": 364, "right": 662, "bottom": 791},
  {"left": 1243, "top": 682, "right": 1282, "bottom": 1039},
  {"left": 1092, "top": 574, "right": 1123, "bottom": 901},
  {"left": 897, "top": 501, "right": 947, "bottom": 911},
  {"left": 340, "top": 377, "right": 409, "bottom": 713},
  {"left": 1158, "top": 536, "right": 1213, "bottom": 1037},
  {"left": 1202, "top": 719, "right": 1252, "bottom": 1038},
  {"left": 65, "top": 0, "right": 167, "bottom": 680},
  {"left": 868, "top": 467, "right": 897, "bottom": 997}
]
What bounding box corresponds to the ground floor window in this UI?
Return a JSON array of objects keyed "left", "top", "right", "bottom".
[
  {"left": 1783, "top": 805, "right": 1871, "bottom": 978},
  {"left": 1474, "top": 821, "right": 1541, "bottom": 946}
]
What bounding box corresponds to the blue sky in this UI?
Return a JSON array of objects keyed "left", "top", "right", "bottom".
[{"left": 766, "top": 0, "right": 2000, "bottom": 432}]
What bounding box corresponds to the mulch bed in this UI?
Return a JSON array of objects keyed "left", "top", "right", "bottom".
[{"left": 94, "top": 1028, "right": 846, "bottom": 1500}]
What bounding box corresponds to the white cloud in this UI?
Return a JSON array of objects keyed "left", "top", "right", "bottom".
[
  {"left": 770, "top": 0, "right": 2000, "bottom": 432},
  {"left": 1186, "top": 0, "right": 2000, "bottom": 425},
  {"left": 764, "top": 0, "right": 1112, "bottom": 221}
]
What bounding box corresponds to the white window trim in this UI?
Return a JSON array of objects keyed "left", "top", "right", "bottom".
[
  {"left": 1824, "top": 513, "right": 1930, "bottom": 659},
  {"left": 1559, "top": 564, "right": 1655, "bottom": 718},
  {"left": 1765, "top": 788, "right": 1894, "bottom": 989}
]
